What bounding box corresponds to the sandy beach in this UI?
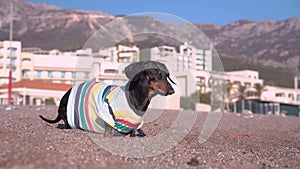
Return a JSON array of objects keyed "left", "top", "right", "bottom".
[{"left": 0, "top": 105, "right": 299, "bottom": 169}]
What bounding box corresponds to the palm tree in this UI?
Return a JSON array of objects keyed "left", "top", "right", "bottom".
[
  {"left": 238, "top": 85, "right": 247, "bottom": 113},
  {"left": 225, "top": 83, "right": 232, "bottom": 112},
  {"left": 254, "top": 83, "right": 264, "bottom": 100}
]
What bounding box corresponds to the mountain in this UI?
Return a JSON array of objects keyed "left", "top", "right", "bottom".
[
  {"left": 195, "top": 18, "right": 300, "bottom": 68},
  {"left": 0, "top": 0, "right": 299, "bottom": 87},
  {"left": 0, "top": 0, "right": 115, "bottom": 50}
]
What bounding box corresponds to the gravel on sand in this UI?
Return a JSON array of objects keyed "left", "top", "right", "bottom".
[{"left": 0, "top": 105, "right": 299, "bottom": 169}]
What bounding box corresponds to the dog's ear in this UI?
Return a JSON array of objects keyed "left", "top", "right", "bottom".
[
  {"left": 134, "top": 69, "right": 151, "bottom": 82},
  {"left": 128, "top": 69, "right": 149, "bottom": 91}
]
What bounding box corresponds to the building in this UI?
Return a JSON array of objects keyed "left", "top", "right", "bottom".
[
  {"left": 98, "top": 44, "right": 139, "bottom": 63},
  {"left": 0, "top": 79, "right": 71, "bottom": 106},
  {"left": 179, "top": 43, "right": 212, "bottom": 72},
  {"left": 149, "top": 43, "right": 212, "bottom": 73},
  {"left": 1, "top": 41, "right": 180, "bottom": 109},
  {"left": 229, "top": 85, "right": 300, "bottom": 116},
  {"left": 225, "top": 70, "right": 263, "bottom": 88},
  {"left": 17, "top": 45, "right": 140, "bottom": 85},
  {"left": 225, "top": 72, "right": 300, "bottom": 116},
  {"left": 1, "top": 40, "right": 298, "bottom": 114},
  {"left": 20, "top": 48, "right": 95, "bottom": 84},
  {"left": 262, "top": 85, "right": 300, "bottom": 105},
  {"left": 0, "top": 41, "right": 21, "bottom": 85},
  {"left": 145, "top": 44, "right": 214, "bottom": 96}
]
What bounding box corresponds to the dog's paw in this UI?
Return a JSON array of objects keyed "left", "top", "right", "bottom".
[{"left": 134, "top": 129, "right": 146, "bottom": 137}]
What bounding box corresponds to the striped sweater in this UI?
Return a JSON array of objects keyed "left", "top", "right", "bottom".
[{"left": 67, "top": 81, "right": 143, "bottom": 134}]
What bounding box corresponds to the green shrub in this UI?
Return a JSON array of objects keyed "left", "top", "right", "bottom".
[
  {"left": 45, "top": 97, "right": 55, "bottom": 105},
  {"left": 180, "top": 91, "right": 211, "bottom": 110}
]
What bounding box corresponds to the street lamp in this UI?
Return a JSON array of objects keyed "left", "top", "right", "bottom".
[{"left": 7, "top": 2, "right": 13, "bottom": 107}]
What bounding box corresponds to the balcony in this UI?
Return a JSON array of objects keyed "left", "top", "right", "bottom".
[
  {"left": 7, "top": 54, "right": 17, "bottom": 59},
  {"left": 21, "top": 55, "right": 32, "bottom": 61},
  {"left": 7, "top": 64, "right": 16, "bottom": 69},
  {"left": 21, "top": 60, "right": 32, "bottom": 70}
]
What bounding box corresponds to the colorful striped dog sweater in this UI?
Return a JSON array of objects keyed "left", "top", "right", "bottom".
[{"left": 67, "top": 81, "right": 143, "bottom": 134}]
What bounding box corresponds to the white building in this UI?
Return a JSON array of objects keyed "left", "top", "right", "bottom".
[
  {"left": 0, "top": 41, "right": 22, "bottom": 85},
  {"left": 262, "top": 85, "right": 300, "bottom": 106},
  {"left": 225, "top": 70, "right": 263, "bottom": 88},
  {"left": 98, "top": 45, "right": 139, "bottom": 63},
  {"left": 179, "top": 43, "right": 212, "bottom": 72},
  {"left": 20, "top": 47, "right": 138, "bottom": 85},
  {"left": 0, "top": 42, "right": 180, "bottom": 109},
  {"left": 2, "top": 40, "right": 298, "bottom": 112},
  {"left": 147, "top": 44, "right": 214, "bottom": 96},
  {"left": 150, "top": 43, "right": 212, "bottom": 73},
  {"left": 20, "top": 48, "right": 94, "bottom": 84},
  {"left": 175, "top": 69, "right": 264, "bottom": 97}
]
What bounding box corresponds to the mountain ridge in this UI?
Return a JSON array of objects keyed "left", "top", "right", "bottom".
[{"left": 0, "top": 0, "right": 299, "bottom": 72}]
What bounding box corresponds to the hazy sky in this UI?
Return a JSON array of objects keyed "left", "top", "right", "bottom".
[{"left": 27, "top": 0, "right": 300, "bottom": 25}]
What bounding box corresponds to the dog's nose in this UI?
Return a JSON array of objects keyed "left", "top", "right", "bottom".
[{"left": 167, "top": 88, "right": 175, "bottom": 95}]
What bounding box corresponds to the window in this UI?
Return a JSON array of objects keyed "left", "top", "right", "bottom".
[
  {"left": 48, "top": 71, "right": 53, "bottom": 78},
  {"left": 84, "top": 72, "right": 90, "bottom": 79},
  {"left": 104, "top": 69, "right": 118, "bottom": 74},
  {"left": 22, "top": 70, "right": 29, "bottom": 77},
  {"left": 288, "top": 93, "right": 294, "bottom": 101},
  {"left": 36, "top": 71, "right": 41, "bottom": 78},
  {"left": 8, "top": 47, "right": 17, "bottom": 56},
  {"left": 61, "top": 71, "right": 66, "bottom": 78},
  {"left": 244, "top": 82, "right": 251, "bottom": 88},
  {"left": 10, "top": 58, "right": 15, "bottom": 65},
  {"left": 72, "top": 72, "right": 76, "bottom": 78},
  {"left": 275, "top": 93, "right": 285, "bottom": 97}
]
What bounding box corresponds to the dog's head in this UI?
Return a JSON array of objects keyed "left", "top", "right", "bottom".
[
  {"left": 125, "top": 61, "right": 175, "bottom": 97},
  {"left": 143, "top": 68, "right": 175, "bottom": 96}
]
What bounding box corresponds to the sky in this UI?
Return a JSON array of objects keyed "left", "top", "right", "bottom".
[{"left": 27, "top": 0, "right": 300, "bottom": 25}]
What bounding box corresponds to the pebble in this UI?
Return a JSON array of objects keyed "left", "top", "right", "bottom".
[{"left": 0, "top": 106, "right": 299, "bottom": 169}]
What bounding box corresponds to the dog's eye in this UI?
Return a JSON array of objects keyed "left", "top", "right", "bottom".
[
  {"left": 157, "top": 71, "right": 162, "bottom": 78},
  {"left": 157, "top": 70, "right": 161, "bottom": 76},
  {"left": 154, "top": 70, "right": 164, "bottom": 80},
  {"left": 151, "top": 75, "right": 160, "bottom": 81}
]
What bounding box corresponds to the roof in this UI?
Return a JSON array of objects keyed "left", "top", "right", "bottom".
[{"left": 0, "top": 79, "right": 72, "bottom": 91}]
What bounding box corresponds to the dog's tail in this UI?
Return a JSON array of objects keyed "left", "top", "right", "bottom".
[{"left": 39, "top": 115, "right": 61, "bottom": 124}]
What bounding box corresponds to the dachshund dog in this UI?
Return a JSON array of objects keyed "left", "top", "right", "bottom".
[{"left": 40, "top": 61, "right": 175, "bottom": 137}]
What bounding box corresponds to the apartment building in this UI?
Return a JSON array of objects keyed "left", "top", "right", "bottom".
[
  {"left": 1, "top": 40, "right": 298, "bottom": 114},
  {"left": 98, "top": 44, "right": 139, "bottom": 63},
  {"left": 179, "top": 43, "right": 212, "bottom": 72},
  {"left": 149, "top": 43, "right": 212, "bottom": 73},
  {"left": 0, "top": 41, "right": 21, "bottom": 85},
  {"left": 19, "top": 45, "right": 140, "bottom": 85},
  {"left": 262, "top": 85, "right": 300, "bottom": 106},
  {"left": 20, "top": 48, "right": 94, "bottom": 84},
  {"left": 225, "top": 70, "right": 263, "bottom": 89},
  {"left": 146, "top": 44, "right": 214, "bottom": 96}
]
